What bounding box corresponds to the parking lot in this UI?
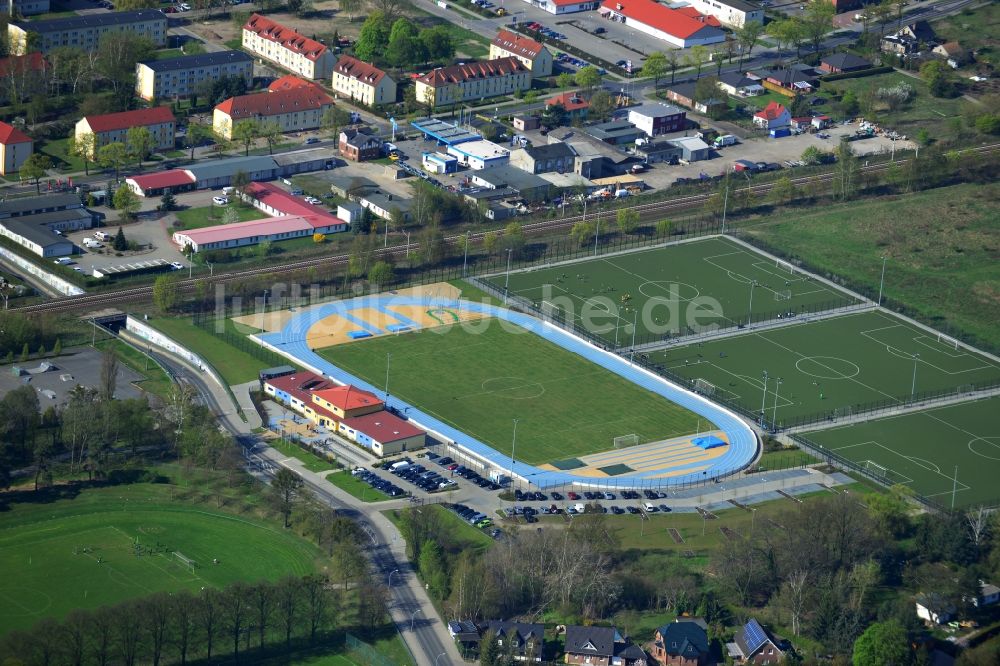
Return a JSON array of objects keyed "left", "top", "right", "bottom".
[{"left": 0, "top": 346, "right": 144, "bottom": 408}]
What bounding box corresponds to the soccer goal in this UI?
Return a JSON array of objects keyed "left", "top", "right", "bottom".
[
  {"left": 775, "top": 259, "right": 796, "bottom": 276},
  {"left": 174, "top": 551, "right": 196, "bottom": 572},
  {"left": 614, "top": 434, "right": 640, "bottom": 449},
  {"left": 774, "top": 289, "right": 792, "bottom": 301},
  {"left": 693, "top": 378, "right": 717, "bottom": 397},
  {"left": 937, "top": 333, "right": 960, "bottom": 350},
  {"left": 862, "top": 460, "right": 912, "bottom": 485}
]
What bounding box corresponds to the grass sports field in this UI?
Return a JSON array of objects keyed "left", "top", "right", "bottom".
[
  {"left": 0, "top": 484, "right": 322, "bottom": 633},
  {"left": 486, "top": 236, "right": 858, "bottom": 346},
  {"left": 317, "top": 324, "right": 703, "bottom": 465},
  {"left": 801, "top": 397, "right": 1000, "bottom": 507},
  {"left": 647, "top": 310, "right": 1000, "bottom": 426}
]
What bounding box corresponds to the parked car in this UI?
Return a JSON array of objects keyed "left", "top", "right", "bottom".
[{"left": 212, "top": 196, "right": 229, "bottom": 205}]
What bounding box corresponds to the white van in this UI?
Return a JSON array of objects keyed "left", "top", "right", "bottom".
[
  {"left": 643, "top": 502, "right": 658, "bottom": 513},
  {"left": 93, "top": 231, "right": 111, "bottom": 241},
  {"left": 222, "top": 186, "right": 236, "bottom": 195},
  {"left": 83, "top": 238, "right": 103, "bottom": 249},
  {"left": 574, "top": 503, "right": 586, "bottom": 513}
]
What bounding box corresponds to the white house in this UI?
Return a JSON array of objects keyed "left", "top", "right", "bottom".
[
  {"left": 752, "top": 101, "right": 791, "bottom": 130},
  {"left": 916, "top": 594, "right": 955, "bottom": 625}
]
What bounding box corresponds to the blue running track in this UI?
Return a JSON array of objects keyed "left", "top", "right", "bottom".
[{"left": 256, "top": 295, "right": 758, "bottom": 489}]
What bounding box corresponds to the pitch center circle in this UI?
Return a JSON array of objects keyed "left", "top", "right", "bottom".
[
  {"left": 794, "top": 356, "right": 860, "bottom": 380},
  {"left": 968, "top": 436, "right": 1000, "bottom": 461},
  {"left": 481, "top": 377, "right": 546, "bottom": 399},
  {"left": 639, "top": 281, "right": 701, "bottom": 302}
]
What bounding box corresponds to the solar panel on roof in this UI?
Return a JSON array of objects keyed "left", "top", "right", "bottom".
[{"left": 743, "top": 620, "right": 768, "bottom": 654}]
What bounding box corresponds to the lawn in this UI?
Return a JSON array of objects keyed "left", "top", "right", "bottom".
[
  {"left": 269, "top": 437, "right": 338, "bottom": 474},
  {"left": 647, "top": 309, "right": 1000, "bottom": 428},
  {"left": 800, "top": 396, "right": 1000, "bottom": 508},
  {"left": 174, "top": 204, "right": 265, "bottom": 231},
  {"left": 146, "top": 316, "right": 267, "bottom": 386},
  {"left": 318, "top": 324, "right": 702, "bottom": 466},
  {"left": 819, "top": 70, "right": 966, "bottom": 134},
  {"left": 386, "top": 504, "right": 494, "bottom": 552},
  {"left": 95, "top": 338, "right": 174, "bottom": 399},
  {"left": 38, "top": 137, "right": 86, "bottom": 173},
  {"left": 741, "top": 182, "right": 1000, "bottom": 352},
  {"left": 150, "top": 48, "right": 185, "bottom": 60},
  {"left": 0, "top": 483, "right": 322, "bottom": 633},
  {"left": 326, "top": 470, "right": 391, "bottom": 502},
  {"left": 488, "top": 236, "right": 858, "bottom": 347},
  {"left": 933, "top": 4, "right": 1000, "bottom": 67}
]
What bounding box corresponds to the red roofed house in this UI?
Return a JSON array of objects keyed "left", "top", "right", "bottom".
[
  {"left": 74, "top": 106, "right": 176, "bottom": 158},
  {"left": 263, "top": 371, "right": 340, "bottom": 426},
  {"left": 599, "top": 0, "right": 726, "bottom": 48},
  {"left": 339, "top": 411, "right": 426, "bottom": 457},
  {"left": 331, "top": 55, "right": 397, "bottom": 107},
  {"left": 240, "top": 181, "right": 347, "bottom": 234},
  {"left": 0, "top": 121, "right": 33, "bottom": 176},
  {"left": 489, "top": 29, "right": 553, "bottom": 78},
  {"left": 546, "top": 91, "right": 590, "bottom": 120},
  {"left": 212, "top": 79, "right": 333, "bottom": 139},
  {"left": 312, "top": 385, "right": 384, "bottom": 421},
  {"left": 124, "top": 170, "right": 196, "bottom": 197},
  {"left": 415, "top": 57, "right": 530, "bottom": 108},
  {"left": 752, "top": 101, "right": 790, "bottom": 130},
  {"left": 242, "top": 13, "right": 335, "bottom": 80}
]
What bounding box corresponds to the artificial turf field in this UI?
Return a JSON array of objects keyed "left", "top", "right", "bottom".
[
  {"left": 317, "top": 323, "right": 702, "bottom": 466},
  {"left": 0, "top": 484, "right": 322, "bottom": 633},
  {"left": 486, "top": 236, "right": 858, "bottom": 346},
  {"left": 647, "top": 310, "right": 1000, "bottom": 427},
  {"left": 801, "top": 396, "right": 1000, "bottom": 507}
]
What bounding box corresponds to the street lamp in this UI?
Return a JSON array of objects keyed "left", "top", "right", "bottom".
[
  {"left": 629, "top": 309, "right": 639, "bottom": 364},
  {"left": 877, "top": 256, "right": 887, "bottom": 306},
  {"left": 593, "top": 218, "right": 600, "bottom": 256},
  {"left": 462, "top": 231, "right": 470, "bottom": 276},
  {"left": 771, "top": 378, "right": 782, "bottom": 430},
  {"left": 746, "top": 280, "right": 758, "bottom": 326},
  {"left": 759, "top": 370, "right": 769, "bottom": 418},
  {"left": 385, "top": 352, "right": 392, "bottom": 403},
  {"left": 504, "top": 248, "right": 513, "bottom": 302},
  {"left": 720, "top": 180, "right": 729, "bottom": 235},
  {"left": 508, "top": 418, "right": 519, "bottom": 485},
  {"left": 911, "top": 353, "right": 920, "bottom": 398},
  {"left": 435, "top": 652, "right": 448, "bottom": 665},
  {"left": 410, "top": 608, "right": 422, "bottom": 631},
  {"left": 388, "top": 568, "right": 399, "bottom": 587}
]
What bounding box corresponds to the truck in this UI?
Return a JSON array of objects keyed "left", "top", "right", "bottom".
[
  {"left": 488, "top": 469, "right": 510, "bottom": 485},
  {"left": 714, "top": 134, "right": 738, "bottom": 148}
]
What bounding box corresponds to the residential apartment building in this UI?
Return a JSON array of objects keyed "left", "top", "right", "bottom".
[
  {"left": 0, "top": 121, "right": 32, "bottom": 175},
  {"left": 3, "top": 0, "right": 50, "bottom": 17},
  {"left": 242, "top": 13, "right": 335, "bottom": 80},
  {"left": 213, "top": 82, "right": 333, "bottom": 139},
  {"left": 75, "top": 106, "right": 176, "bottom": 158},
  {"left": 8, "top": 11, "right": 167, "bottom": 55},
  {"left": 136, "top": 50, "right": 253, "bottom": 102},
  {"left": 682, "top": 0, "right": 762, "bottom": 28},
  {"left": 415, "top": 57, "right": 530, "bottom": 108},
  {"left": 628, "top": 103, "right": 687, "bottom": 137},
  {"left": 331, "top": 55, "right": 396, "bottom": 107},
  {"left": 489, "top": 29, "right": 552, "bottom": 78}
]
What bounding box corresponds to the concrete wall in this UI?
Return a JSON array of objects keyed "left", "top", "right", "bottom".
[
  {"left": 125, "top": 315, "right": 224, "bottom": 388},
  {"left": 0, "top": 245, "right": 84, "bottom": 296}
]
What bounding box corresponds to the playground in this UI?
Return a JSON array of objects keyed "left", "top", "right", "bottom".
[
  {"left": 487, "top": 236, "right": 860, "bottom": 346},
  {"left": 801, "top": 396, "right": 1000, "bottom": 508},
  {"left": 252, "top": 292, "right": 758, "bottom": 488},
  {"left": 647, "top": 310, "right": 1000, "bottom": 427}
]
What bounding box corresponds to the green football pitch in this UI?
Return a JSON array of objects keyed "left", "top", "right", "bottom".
[
  {"left": 801, "top": 397, "right": 1000, "bottom": 508},
  {"left": 646, "top": 310, "right": 1000, "bottom": 427},
  {"left": 486, "top": 236, "right": 859, "bottom": 346},
  {"left": 317, "top": 324, "right": 703, "bottom": 466},
  {"left": 0, "top": 484, "right": 321, "bottom": 633}
]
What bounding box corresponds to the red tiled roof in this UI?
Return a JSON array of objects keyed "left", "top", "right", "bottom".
[
  {"left": 244, "top": 181, "right": 346, "bottom": 230},
  {"left": 83, "top": 106, "right": 175, "bottom": 133},
  {"left": 343, "top": 411, "right": 424, "bottom": 444},
  {"left": 127, "top": 170, "right": 195, "bottom": 190},
  {"left": 215, "top": 87, "right": 333, "bottom": 120},
  {"left": 265, "top": 372, "right": 339, "bottom": 420},
  {"left": 674, "top": 6, "right": 722, "bottom": 27},
  {"left": 0, "top": 53, "right": 46, "bottom": 78},
  {"left": 333, "top": 55, "right": 389, "bottom": 86},
  {"left": 313, "top": 385, "right": 383, "bottom": 412},
  {"left": 418, "top": 57, "right": 527, "bottom": 87},
  {"left": 268, "top": 74, "right": 318, "bottom": 91},
  {"left": 0, "top": 121, "right": 32, "bottom": 145},
  {"left": 243, "top": 13, "right": 328, "bottom": 62},
  {"left": 546, "top": 91, "right": 589, "bottom": 112},
  {"left": 754, "top": 101, "right": 788, "bottom": 120},
  {"left": 491, "top": 29, "right": 545, "bottom": 59},
  {"left": 600, "top": 0, "right": 723, "bottom": 39}
]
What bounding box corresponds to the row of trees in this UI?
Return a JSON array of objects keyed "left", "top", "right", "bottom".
[{"left": 355, "top": 13, "right": 455, "bottom": 67}]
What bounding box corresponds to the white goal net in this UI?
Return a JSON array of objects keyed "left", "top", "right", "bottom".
[
  {"left": 775, "top": 259, "right": 796, "bottom": 276},
  {"left": 937, "top": 333, "right": 960, "bottom": 350},
  {"left": 614, "top": 434, "right": 639, "bottom": 449},
  {"left": 774, "top": 289, "right": 792, "bottom": 301},
  {"left": 693, "top": 378, "right": 717, "bottom": 396}
]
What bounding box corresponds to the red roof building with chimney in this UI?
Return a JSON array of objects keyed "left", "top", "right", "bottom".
[
  {"left": 74, "top": 106, "right": 176, "bottom": 157},
  {"left": 242, "top": 13, "right": 336, "bottom": 80},
  {"left": 331, "top": 55, "right": 397, "bottom": 107},
  {"left": 752, "top": 101, "right": 791, "bottom": 130},
  {"left": 213, "top": 82, "right": 333, "bottom": 138}
]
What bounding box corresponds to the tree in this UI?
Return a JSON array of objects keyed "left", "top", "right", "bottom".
[
  {"left": 570, "top": 220, "right": 595, "bottom": 246},
  {"left": 420, "top": 25, "right": 455, "bottom": 62},
  {"left": 113, "top": 226, "right": 127, "bottom": 251},
  {"left": 368, "top": 260, "right": 394, "bottom": 289},
  {"left": 321, "top": 106, "right": 350, "bottom": 137},
  {"left": 258, "top": 121, "right": 283, "bottom": 155},
  {"left": 685, "top": 45, "right": 709, "bottom": 79},
  {"left": 152, "top": 273, "right": 180, "bottom": 313},
  {"left": 186, "top": 120, "right": 210, "bottom": 160},
  {"left": 19, "top": 153, "right": 50, "bottom": 194},
  {"left": 98, "top": 347, "right": 119, "bottom": 402},
  {"left": 588, "top": 90, "right": 614, "bottom": 121},
  {"left": 98, "top": 142, "right": 128, "bottom": 181},
  {"left": 126, "top": 126, "right": 154, "bottom": 169},
  {"left": 541, "top": 102, "right": 567, "bottom": 128},
  {"left": 616, "top": 207, "right": 639, "bottom": 235},
  {"left": 801, "top": 1, "right": 835, "bottom": 53},
  {"left": 231, "top": 170, "right": 251, "bottom": 199},
  {"left": 735, "top": 20, "right": 764, "bottom": 65},
  {"left": 666, "top": 49, "right": 680, "bottom": 84},
  {"left": 271, "top": 467, "right": 304, "bottom": 528},
  {"left": 872, "top": 0, "right": 894, "bottom": 36},
  {"left": 340, "top": 0, "right": 361, "bottom": 20},
  {"left": 160, "top": 189, "right": 177, "bottom": 211},
  {"left": 113, "top": 186, "right": 140, "bottom": 220},
  {"left": 656, "top": 219, "right": 673, "bottom": 237},
  {"left": 369, "top": 0, "right": 410, "bottom": 21},
  {"left": 575, "top": 65, "right": 602, "bottom": 92},
  {"left": 642, "top": 51, "right": 668, "bottom": 87},
  {"left": 231, "top": 120, "right": 259, "bottom": 156},
  {"left": 355, "top": 12, "right": 391, "bottom": 62},
  {"left": 95, "top": 33, "right": 155, "bottom": 107},
  {"left": 68, "top": 133, "right": 96, "bottom": 175},
  {"left": 920, "top": 60, "right": 954, "bottom": 98},
  {"left": 853, "top": 620, "right": 911, "bottom": 666},
  {"left": 556, "top": 72, "right": 575, "bottom": 89},
  {"left": 693, "top": 76, "right": 720, "bottom": 107},
  {"left": 833, "top": 139, "right": 859, "bottom": 201}
]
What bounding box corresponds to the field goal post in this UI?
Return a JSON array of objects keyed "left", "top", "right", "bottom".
[
  {"left": 174, "top": 551, "right": 196, "bottom": 572},
  {"left": 862, "top": 459, "right": 888, "bottom": 482},
  {"left": 614, "top": 434, "right": 639, "bottom": 449},
  {"left": 693, "top": 378, "right": 716, "bottom": 397},
  {"left": 774, "top": 289, "right": 793, "bottom": 301},
  {"left": 775, "top": 259, "right": 796, "bottom": 276},
  {"left": 937, "top": 332, "right": 960, "bottom": 350}
]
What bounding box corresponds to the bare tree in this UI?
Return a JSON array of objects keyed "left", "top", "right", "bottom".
[
  {"left": 196, "top": 588, "right": 222, "bottom": 661},
  {"left": 967, "top": 506, "right": 992, "bottom": 548},
  {"left": 849, "top": 559, "right": 880, "bottom": 611},
  {"left": 169, "top": 591, "right": 197, "bottom": 666},
  {"left": 252, "top": 582, "right": 276, "bottom": 649},
  {"left": 302, "top": 574, "right": 334, "bottom": 642},
  {"left": 223, "top": 582, "right": 252, "bottom": 660},
  {"left": 140, "top": 592, "right": 171, "bottom": 666},
  {"left": 275, "top": 576, "right": 302, "bottom": 648},
  {"left": 99, "top": 347, "right": 119, "bottom": 401},
  {"left": 116, "top": 600, "right": 142, "bottom": 666},
  {"left": 779, "top": 570, "right": 810, "bottom": 636}
]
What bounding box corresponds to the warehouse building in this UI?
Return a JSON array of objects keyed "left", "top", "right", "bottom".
[
  {"left": 447, "top": 139, "right": 510, "bottom": 170},
  {"left": 598, "top": 0, "right": 725, "bottom": 48}
]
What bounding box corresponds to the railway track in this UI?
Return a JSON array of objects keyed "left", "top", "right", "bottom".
[{"left": 13, "top": 142, "right": 999, "bottom": 316}]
